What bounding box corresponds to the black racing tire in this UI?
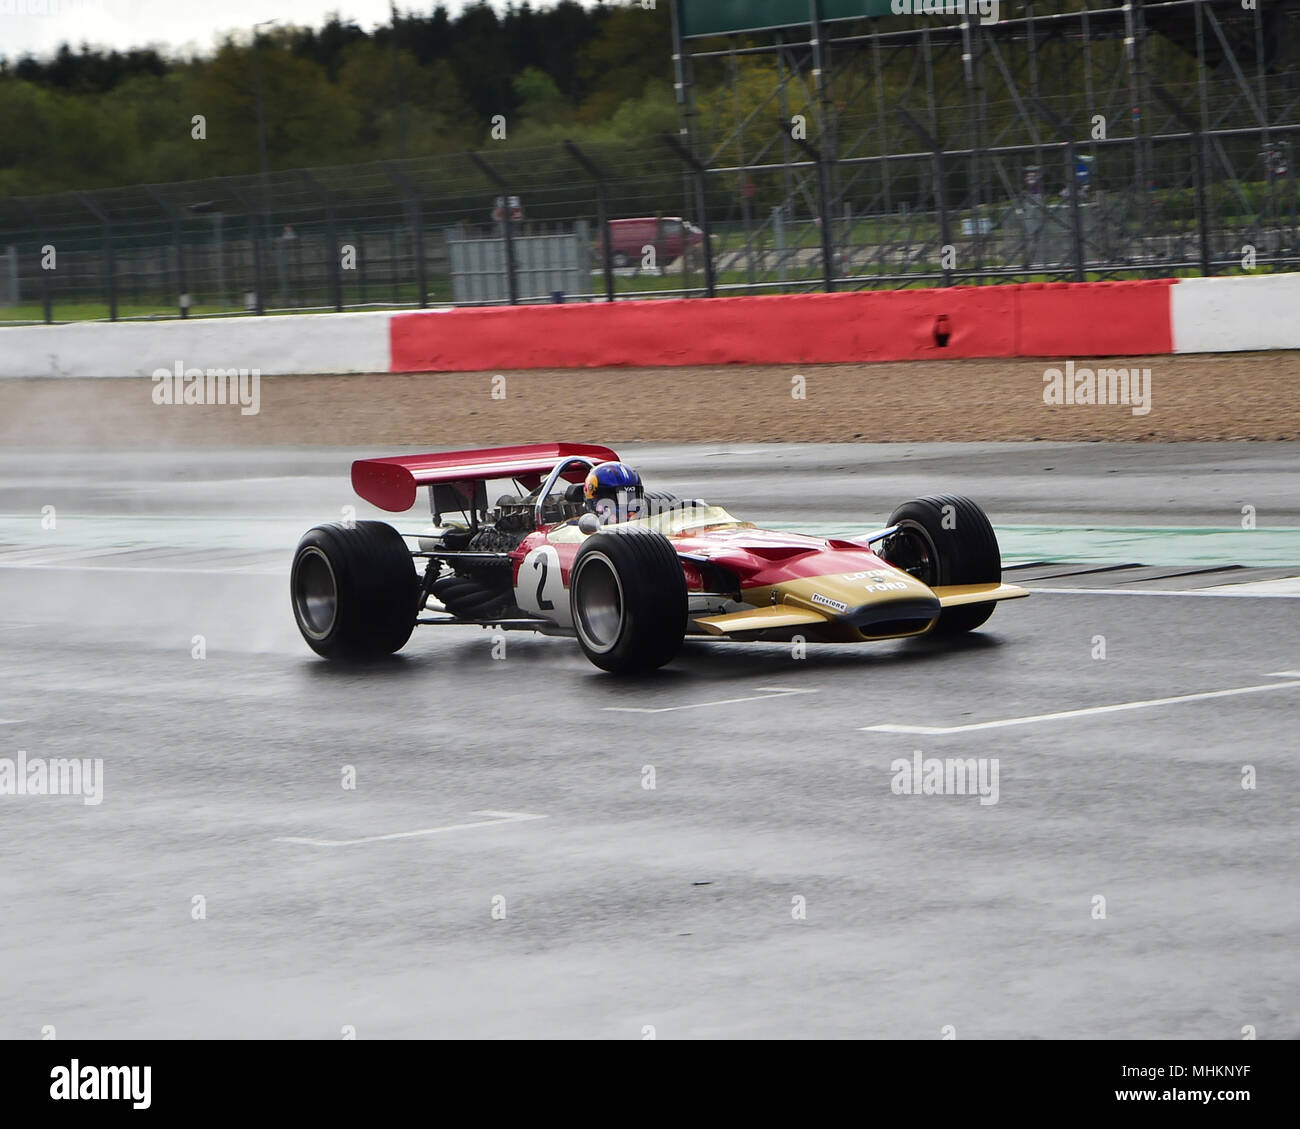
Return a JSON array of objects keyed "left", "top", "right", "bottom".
[
  {"left": 569, "top": 527, "right": 688, "bottom": 673},
  {"left": 291, "top": 521, "right": 419, "bottom": 660},
  {"left": 880, "top": 494, "right": 1002, "bottom": 635},
  {"left": 611, "top": 251, "right": 630, "bottom": 269}
]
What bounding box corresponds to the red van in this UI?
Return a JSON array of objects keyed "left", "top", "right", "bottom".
[{"left": 602, "top": 217, "right": 705, "bottom": 268}]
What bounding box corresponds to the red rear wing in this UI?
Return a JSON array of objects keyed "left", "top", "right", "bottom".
[{"left": 352, "top": 442, "right": 620, "bottom": 512}]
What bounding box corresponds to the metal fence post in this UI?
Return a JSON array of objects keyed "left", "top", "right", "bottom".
[
  {"left": 215, "top": 211, "right": 225, "bottom": 309},
  {"left": 144, "top": 184, "right": 189, "bottom": 317},
  {"left": 219, "top": 179, "right": 265, "bottom": 314},
  {"left": 658, "top": 132, "right": 716, "bottom": 297},
  {"left": 773, "top": 205, "right": 787, "bottom": 286},
  {"left": 669, "top": 0, "right": 700, "bottom": 295},
  {"left": 389, "top": 228, "right": 399, "bottom": 303},
  {"left": 934, "top": 149, "right": 953, "bottom": 285},
  {"left": 1152, "top": 83, "right": 1213, "bottom": 277},
  {"left": 14, "top": 199, "right": 54, "bottom": 323},
  {"left": 299, "top": 171, "right": 343, "bottom": 311},
  {"left": 465, "top": 151, "right": 518, "bottom": 305},
  {"left": 186, "top": 202, "right": 227, "bottom": 310},
  {"left": 357, "top": 229, "right": 368, "bottom": 305},
  {"left": 784, "top": 126, "right": 836, "bottom": 291},
  {"left": 563, "top": 140, "right": 614, "bottom": 302},
  {"left": 1195, "top": 134, "right": 1212, "bottom": 276},
  {"left": 808, "top": 0, "right": 838, "bottom": 291},
  {"left": 1063, "top": 142, "right": 1086, "bottom": 282},
  {"left": 382, "top": 161, "right": 428, "bottom": 308},
  {"left": 74, "top": 191, "right": 116, "bottom": 320},
  {"left": 1029, "top": 98, "right": 1086, "bottom": 282},
  {"left": 897, "top": 110, "right": 953, "bottom": 286}
]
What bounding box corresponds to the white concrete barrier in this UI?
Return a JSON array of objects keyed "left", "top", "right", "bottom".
[
  {"left": 0, "top": 310, "right": 393, "bottom": 378},
  {"left": 1172, "top": 273, "right": 1300, "bottom": 354}
]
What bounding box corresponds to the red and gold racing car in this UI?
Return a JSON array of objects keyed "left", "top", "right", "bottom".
[{"left": 290, "top": 443, "right": 1027, "bottom": 672}]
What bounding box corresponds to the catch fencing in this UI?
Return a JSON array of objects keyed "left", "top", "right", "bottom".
[{"left": 3, "top": 0, "right": 1299, "bottom": 324}]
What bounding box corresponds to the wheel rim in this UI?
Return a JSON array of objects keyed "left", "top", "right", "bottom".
[
  {"left": 884, "top": 522, "right": 938, "bottom": 586},
  {"left": 294, "top": 547, "right": 338, "bottom": 640},
  {"left": 573, "top": 553, "right": 624, "bottom": 654}
]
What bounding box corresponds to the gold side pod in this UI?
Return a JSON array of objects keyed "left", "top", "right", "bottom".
[
  {"left": 931, "top": 582, "right": 1030, "bottom": 607},
  {"left": 693, "top": 605, "right": 829, "bottom": 637}
]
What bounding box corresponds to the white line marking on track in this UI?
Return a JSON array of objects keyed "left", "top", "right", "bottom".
[
  {"left": 603, "top": 686, "right": 818, "bottom": 714},
  {"left": 1025, "top": 584, "right": 1300, "bottom": 598},
  {"left": 1196, "top": 576, "right": 1300, "bottom": 596},
  {"left": 863, "top": 678, "right": 1300, "bottom": 734},
  {"left": 273, "top": 810, "right": 546, "bottom": 848}
]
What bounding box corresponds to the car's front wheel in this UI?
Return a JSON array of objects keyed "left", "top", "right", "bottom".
[
  {"left": 570, "top": 527, "right": 687, "bottom": 672},
  {"left": 291, "top": 521, "right": 419, "bottom": 660},
  {"left": 880, "top": 494, "right": 1002, "bottom": 635}
]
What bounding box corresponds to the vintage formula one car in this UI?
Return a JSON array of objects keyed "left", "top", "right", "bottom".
[{"left": 290, "top": 442, "right": 1027, "bottom": 672}]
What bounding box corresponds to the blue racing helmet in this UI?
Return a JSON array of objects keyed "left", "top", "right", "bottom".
[{"left": 583, "top": 461, "right": 644, "bottom": 523}]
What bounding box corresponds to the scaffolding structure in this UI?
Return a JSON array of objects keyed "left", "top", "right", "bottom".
[{"left": 671, "top": 0, "right": 1300, "bottom": 292}]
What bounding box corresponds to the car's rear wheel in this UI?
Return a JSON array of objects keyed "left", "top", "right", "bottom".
[
  {"left": 611, "top": 251, "right": 630, "bottom": 269},
  {"left": 291, "top": 521, "right": 419, "bottom": 659},
  {"left": 570, "top": 527, "right": 687, "bottom": 672},
  {"left": 880, "top": 494, "right": 1002, "bottom": 635}
]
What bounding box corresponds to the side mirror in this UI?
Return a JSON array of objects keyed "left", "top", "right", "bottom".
[{"left": 577, "top": 513, "right": 601, "bottom": 535}]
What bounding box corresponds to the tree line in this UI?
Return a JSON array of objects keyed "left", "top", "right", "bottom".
[
  {"left": 0, "top": 0, "right": 1233, "bottom": 206},
  {"left": 0, "top": 2, "right": 676, "bottom": 196}
]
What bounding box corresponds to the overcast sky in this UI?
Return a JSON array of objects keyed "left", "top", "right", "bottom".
[{"left": 2, "top": 1, "right": 543, "bottom": 60}]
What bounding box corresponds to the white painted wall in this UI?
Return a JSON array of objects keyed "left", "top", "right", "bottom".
[
  {"left": 1172, "top": 274, "right": 1300, "bottom": 354},
  {"left": 0, "top": 310, "right": 393, "bottom": 378}
]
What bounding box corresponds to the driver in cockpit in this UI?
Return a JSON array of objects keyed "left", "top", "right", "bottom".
[{"left": 582, "top": 461, "right": 646, "bottom": 525}]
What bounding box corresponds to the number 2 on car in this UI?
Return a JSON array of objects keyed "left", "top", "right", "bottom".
[{"left": 518, "top": 545, "right": 571, "bottom": 625}]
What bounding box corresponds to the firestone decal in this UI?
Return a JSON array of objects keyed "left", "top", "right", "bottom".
[{"left": 811, "top": 592, "right": 850, "bottom": 613}]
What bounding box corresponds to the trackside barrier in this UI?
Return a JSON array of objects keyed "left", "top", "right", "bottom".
[
  {"left": 385, "top": 276, "right": 1271, "bottom": 369},
  {"left": 0, "top": 275, "right": 1294, "bottom": 377},
  {"left": 1171, "top": 274, "right": 1300, "bottom": 354},
  {"left": 390, "top": 288, "right": 1024, "bottom": 371},
  {"left": 0, "top": 310, "right": 395, "bottom": 379},
  {"left": 1017, "top": 280, "right": 1175, "bottom": 357}
]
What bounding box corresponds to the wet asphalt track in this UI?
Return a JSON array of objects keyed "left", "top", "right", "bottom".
[{"left": 0, "top": 443, "right": 1297, "bottom": 1039}]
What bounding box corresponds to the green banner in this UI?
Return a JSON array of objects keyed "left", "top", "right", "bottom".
[{"left": 680, "top": 0, "right": 896, "bottom": 39}]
